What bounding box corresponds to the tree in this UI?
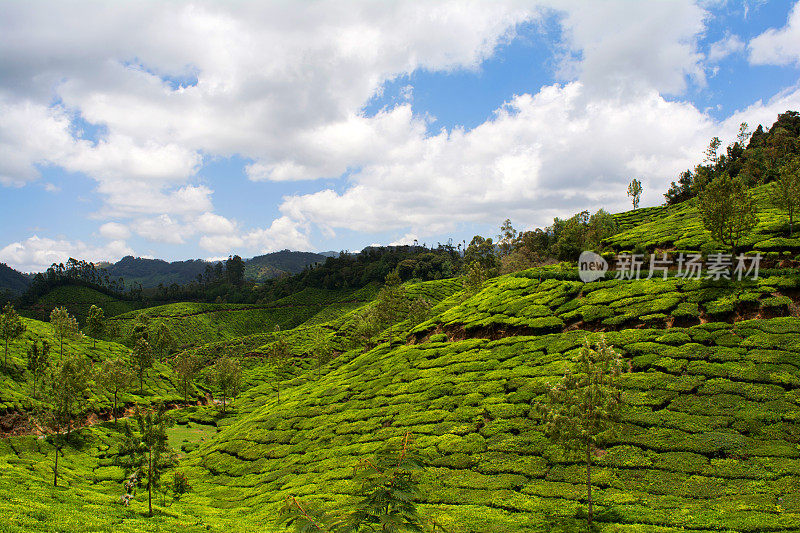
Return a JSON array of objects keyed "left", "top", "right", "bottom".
[
  {"left": 1, "top": 302, "right": 26, "bottom": 372},
  {"left": 347, "top": 432, "right": 426, "bottom": 532},
  {"left": 280, "top": 432, "right": 428, "bottom": 533},
  {"left": 50, "top": 306, "right": 80, "bottom": 360},
  {"left": 38, "top": 354, "right": 90, "bottom": 486},
  {"left": 351, "top": 310, "right": 382, "bottom": 350},
  {"left": 213, "top": 355, "right": 241, "bottom": 413},
  {"left": 84, "top": 305, "right": 105, "bottom": 348},
  {"left": 174, "top": 352, "right": 199, "bottom": 403},
  {"left": 152, "top": 322, "right": 175, "bottom": 362},
  {"left": 26, "top": 340, "right": 50, "bottom": 398},
  {"left": 464, "top": 235, "right": 498, "bottom": 274},
  {"left": 96, "top": 357, "right": 134, "bottom": 424},
  {"left": 118, "top": 403, "right": 174, "bottom": 517},
  {"left": 704, "top": 136, "right": 722, "bottom": 165},
  {"left": 131, "top": 338, "right": 155, "bottom": 393},
  {"left": 696, "top": 173, "right": 759, "bottom": 254},
  {"left": 627, "top": 178, "right": 643, "bottom": 210},
  {"left": 497, "top": 219, "right": 518, "bottom": 258},
  {"left": 769, "top": 157, "right": 800, "bottom": 236},
  {"left": 536, "top": 336, "right": 623, "bottom": 531},
  {"left": 267, "top": 337, "right": 292, "bottom": 402},
  {"left": 130, "top": 313, "right": 151, "bottom": 344},
  {"left": 225, "top": 254, "right": 246, "bottom": 286}
]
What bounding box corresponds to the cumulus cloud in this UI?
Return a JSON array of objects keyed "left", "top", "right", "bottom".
[
  {"left": 274, "top": 82, "right": 719, "bottom": 239},
  {"left": 708, "top": 34, "right": 745, "bottom": 62},
  {"left": 1, "top": 0, "right": 798, "bottom": 266},
  {"left": 98, "top": 222, "right": 131, "bottom": 240},
  {"left": 131, "top": 214, "right": 194, "bottom": 244},
  {"left": 0, "top": 235, "right": 133, "bottom": 272},
  {"left": 749, "top": 2, "right": 800, "bottom": 66}
]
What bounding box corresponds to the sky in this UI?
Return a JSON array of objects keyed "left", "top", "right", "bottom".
[{"left": 1, "top": 0, "right": 800, "bottom": 272}]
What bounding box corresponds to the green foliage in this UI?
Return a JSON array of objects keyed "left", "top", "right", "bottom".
[
  {"left": 96, "top": 357, "right": 134, "bottom": 423},
  {"left": 132, "top": 338, "right": 154, "bottom": 393},
  {"left": 536, "top": 336, "right": 623, "bottom": 530},
  {"left": 152, "top": 321, "right": 175, "bottom": 361},
  {"left": 84, "top": 304, "right": 105, "bottom": 347},
  {"left": 769, "top": 156, "right": 800, "bottom": 236},
  {"left": 37, "top": 353, "right": 90, "bottom": 486},
  {"left": 175, "top": 352, "right": 201, "bottom": 403},
  {"left": 49, "top": 306, "right": 80, "bottom": 360},
  {"left": 26, "top": 339, "right": 50, "bottom": 398},
  {"left": 213, "top": 355, "right": 242, "bottom": 413},
  {"left": 1, "top": 302, "right": 26, "bottom": 371},
  {"left": 118, "top": 403, "right": 175, "bottom": 516},
  {"left": 347, "top": 432, "right": 426, "bottom": 532},
  {"left": 627, "top": 178, "right": 643, "bottom": 210},
  {"left": 697, "top": 173, "right": 759, "bottom": 254}
]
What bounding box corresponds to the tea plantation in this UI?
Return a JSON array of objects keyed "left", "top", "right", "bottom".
[
  {"left": 606, "top": 183, "right": 800, "bottom": 255},
  {"left": 1, "top": 265, "right": 799, "bottom": 531}
]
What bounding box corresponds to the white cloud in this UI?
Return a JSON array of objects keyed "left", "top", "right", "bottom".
[
  {"left": 43, "top": 183, "right": 61, "bottom": 193},
  {"left": 708, "top": 34, "right": 745, "bottom": 62},
  {"left": 131, "top": 214, "right": 194, "bottom": 244},
  {"left": 1, "top": 0, "right": 796, "bottom": 264},
  {"left": 195, "top": 212, "right": 237, "bottom": 235},
  {"left": 98, "top": 222, "right": 131, "bottom": 240},
  {"left": 749, "top": 2, "right": 800, "bottom": 66},
  {"left": 274, "top": 83, "right": 719, "bottom": 237},
  {"left": 0, "top": 235, "right": 133, "bottom": 272},
  {"left": 549, "top": 0, "right": 707, "bottom": 95},
  {"left": 243, "top": 216, "right": 312, "bottom": 254}
]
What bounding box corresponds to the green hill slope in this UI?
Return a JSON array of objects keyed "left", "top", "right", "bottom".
[
  {"left": 108, "top": 287, "right": 376, "bottom": 349},
  {"left": 178, "top": 271, "right": 800, "bottom": 532},
  {"left": 2, "top": 268, "right": 800, "bottom": 532},
  {"left": 607, "top": 183, "right": 800, "bottom": 255},
  {"left": 0, "top": 263, "right": 30, "bottom": 294},
  {"left": 19, "top": 284, "right": 142, "bottom": 325}
]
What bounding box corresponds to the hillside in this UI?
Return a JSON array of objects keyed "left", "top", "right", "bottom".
[
  {"left": 165, "top": 269, "right": 800, "bottom": 532},
  {"left": 19, "top": 284, "right": 142, "bottom": 325},
  {"left": 99, "top": 252, "right": 326, "bottom": 289},
  {"left": 0, "top": 262, "right": 30, "bottom": 294},
  {"left": 108, "top": 286, "right": 376, "bottom": 349},
  {"left": 0, "top": 268, "right": 799, "bottom": 531},
  {"left": 0, "top": 317, "right": 202, "bottom": 421},
  {"left": 607, "top": 183, "right": 800, "bottom": 255},
  {"left": 245, "top": 250, "right": 326, "bottom": 281}
]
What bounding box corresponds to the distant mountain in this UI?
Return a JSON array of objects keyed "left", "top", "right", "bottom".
[
  {"left": 96, "top": 251, "right": 326, "bottom": 288},
  {"left": 0, "top": 263, "right": 31, "bottom": 294},
  {"left": 244, "top": 250, "right": 326, "bottom": 281},
  {"left": 102, "top": 256, "right": 209, "bottom": 288},
  {"left": 317, "top": 251, "right": 340, "bottom": 258}
]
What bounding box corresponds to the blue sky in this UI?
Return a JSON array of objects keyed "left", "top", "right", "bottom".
[{"left": 1, "top": 0, "right": 800, "bottom": 271}]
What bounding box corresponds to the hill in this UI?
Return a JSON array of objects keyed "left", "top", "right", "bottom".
[
  {"left": 107, "top": 286, "right": 376, "bottom": 349},
  {"left": 102, "top": 256, "right": 209, "bottom": 288},
  {"left": 244, "top": 250, "right": 326, "bottom": 281},
  {"left": 18, "top": 284, "right": 142, "bottom": 325},
  {"left": 179, "top": 269, "right": 800, "bottom": 532},
  {"left": 1, "top": 268, "right": 800, "bottom": 531},
  {"left": 607, "top": 182, "right": 800, "bottom": 255},
  {"left": 0, "top": 262, "right": 30, "bottom": 294},
  {"left": 100, "top": 252, "right": 326, "bottom": 289}
]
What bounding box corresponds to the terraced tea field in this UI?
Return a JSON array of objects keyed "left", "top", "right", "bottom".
[
  {"left": 2, "top": 268, "right": 800, "bottom": 532},
  {"left": 607, "top": 184, "right": 800, "bottom": 255}
]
